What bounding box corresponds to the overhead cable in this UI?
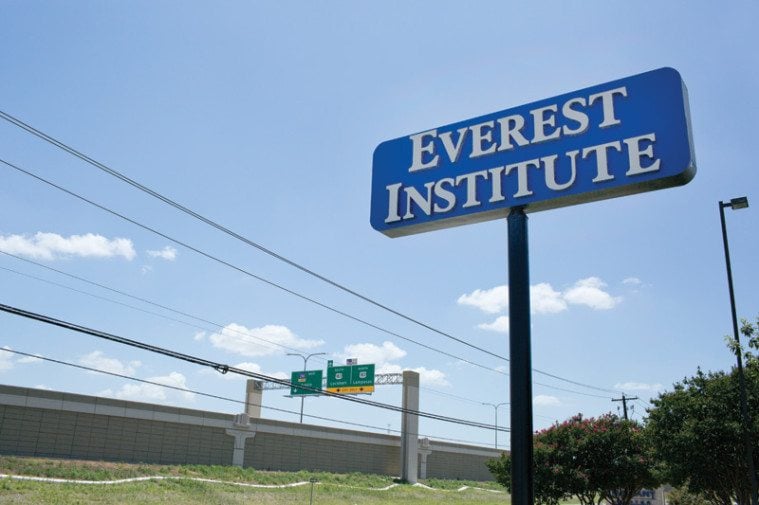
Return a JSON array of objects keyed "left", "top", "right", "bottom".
[
  {"left": 0, "top": 257, "right": 323, "bottom": 359},
  {"left": 0, "top": 158, "right": 502, "bottom": 377},
  {"left": 0, "top": 301, "right": 507, "bottom": 432},
  {"left": 0, "top": 109, "right": 507, "bottom": 363},
  {"left": 0, "top": 111, "right": 621, "bottom": 396},
  {"left": 0, "top": 252, "right": 615, "bottom": 400},
  {"left": 0, "top": 347, "right": 500, "bottom": 445},
  {"left": 0, "top": 156, "right": 620, "bottom": 396}
]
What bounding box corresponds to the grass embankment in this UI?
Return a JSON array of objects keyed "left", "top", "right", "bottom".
[{"left": 0, "top": 456, "right": 507, "bottom": 504}]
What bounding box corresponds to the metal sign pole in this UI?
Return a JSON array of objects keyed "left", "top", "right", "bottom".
[{"left": 508, "top": 207, "right": 533, "bottom": 505}]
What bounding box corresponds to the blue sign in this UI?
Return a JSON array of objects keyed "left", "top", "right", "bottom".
[{"left": 371, "top": 67, "right": 696, "bottom": 237}]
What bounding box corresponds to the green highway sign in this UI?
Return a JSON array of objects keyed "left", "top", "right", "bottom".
[
  {"left": 290, "top": 370, "right": 323, "bottom": 396},
  {"left": 326, "top": 364, "right": 375, "bottom": 394}
]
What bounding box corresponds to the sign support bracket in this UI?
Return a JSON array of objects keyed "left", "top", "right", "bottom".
[{"left": 508, "top": 206, "right": 534, "bottom": 505}]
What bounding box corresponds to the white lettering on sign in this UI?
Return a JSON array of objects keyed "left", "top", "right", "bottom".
[
  {"left": 406, "top": 87, "right": 628, "bottom": 172},
  {"left": 383, "top": 85, "right": 664, "bottom": 224},
  {"left": 386, "top": 132, "right": 661, "bottom": 224}
]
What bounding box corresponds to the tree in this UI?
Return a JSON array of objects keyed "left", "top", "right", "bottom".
[
  {"left": 667, "top": 487, "right": 711, "bottom": 505},
  {"left": 645, "top": 327, "right": 759, "bottom": 505},
  {"left": 487, "top": 414, "right": 659, "bottom": 505}
]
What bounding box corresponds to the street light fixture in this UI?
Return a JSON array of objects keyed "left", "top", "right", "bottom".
[
  {"left": 287, "top": 352, "right": 327, "bottom": 423},
  {"left": 483, "top": 402, "right": 508, "bottom": 449},
  {"left": 718, "top": 196, "right": 758, "bottom": 505}
]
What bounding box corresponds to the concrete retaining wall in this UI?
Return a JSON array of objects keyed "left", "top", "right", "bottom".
[{"left": 0, "top": 384, "right": 501, "bottom": 481}]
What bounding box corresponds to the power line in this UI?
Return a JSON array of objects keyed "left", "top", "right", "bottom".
[
  {"left": 0, "top": 109, "right": 508, "bottom": 364},
  {"left": 0, "top": 156, "right": 620, "bottom": 397},
  {"left": 634, "top": 398, "right": 652, "bottom": 411},
  {"left": 0, "top": 111, "right": 623, "bottom": 396},
  {"left": 0, "top": 347, "right": 498, "bottom": 446},
  {"left": 533, "top": 381, "right": 613, "bottom": 400},
  {"left": 0, "top": 252, "right": 616, "bottom": 401},
  {"left": 0, "top": 158, "right": 504, "bottom": 378},
  {"left": 419, "top": 386, "right": 497, "bottom": 406},
  {"left": 0, "top": 301, "right": 508, "bottom": 432},
  {"left": 0, "top": 256, "right": 326, "bottom": 360}
]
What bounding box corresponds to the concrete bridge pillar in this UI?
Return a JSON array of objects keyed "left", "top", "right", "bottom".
[
  {"left": 400, "top": 370, "right": 420, "bottom": 483},
  {"left": 245, "top": 380, "right": 263, "bottom": 419}
]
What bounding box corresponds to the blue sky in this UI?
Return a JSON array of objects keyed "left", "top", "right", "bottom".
[{"left": 0, "top": 1, "right": 757, "bottom": 448}]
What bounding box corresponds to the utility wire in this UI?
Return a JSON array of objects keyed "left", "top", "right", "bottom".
[
  {"left": 0, "top": 109, "right": 507, "bottom": 363},
  {"left": 0, "top": 301, "right": 508, "bottom": 432},
  {"left": 0, "top": 156, "right": 620, "bottom": 396},
  {"left": 0, "top": 257, "right": 325, "bottom": 359},
  {"left": 0, "top": 252, "right": 616, "bottom": 400},
  {"left": 419, "top": 386, "right": 497, "bottom": 406},
  {"left": 0, "top": 112, "right": 623, "bottom": 397},
  {"left": 0, "top": 157, "right": 502, "bottom": 377},
  {"left": 0, "top": 347, "right": 501, "bottom": 445},
  {"left": 533, "top": 381, "right": 614, "bottom": 400}
]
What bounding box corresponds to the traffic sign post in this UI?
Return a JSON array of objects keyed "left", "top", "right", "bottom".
[
  {"left": 371, "top": 68, "right": 696, "bottom": 505},
  {"left": 509, "top": 207, "right": 533, "bottom": 505},
  {"left": 327, "top": 363, "right": 375, "bottom": 394}
]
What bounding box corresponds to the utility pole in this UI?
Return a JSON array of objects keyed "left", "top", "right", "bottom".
[{"left": 612, "top": 394, "right": 638, "bottom": 420}]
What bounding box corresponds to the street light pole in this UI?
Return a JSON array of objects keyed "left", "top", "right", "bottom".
[
  {"left": 287, "top": 352, "right": 326, "bottom": 423},
  {"left": 483, "top": 402, "right": 508, "bottom": 449},
  {"left": 719, "top": 196, "right": 758, "bottom": 505}
]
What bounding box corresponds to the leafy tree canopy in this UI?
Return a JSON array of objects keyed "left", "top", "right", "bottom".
[
  {"left": 646, "top": 317, "right": 759, "bottom": 505},
  {"left": 488, "top": 414, "right": 659, "bottom": 505}
]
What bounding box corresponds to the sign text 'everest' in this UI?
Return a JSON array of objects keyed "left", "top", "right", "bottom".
[{"left": 370, "top": 68, "right": 695, "bottom": 237}]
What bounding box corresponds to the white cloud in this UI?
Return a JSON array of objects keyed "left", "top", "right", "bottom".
[
  {"left": 534, "top": 395, "right": 561, "bottom": 407},
  {"left": 459, "top": 283, "right": 567, "bottom": 315},
  {"left": 102, "top": 372, "right": 194, "bottom": 401},
  {"left": 0, "top": 232, "right": 136, "bottom": 261},
  {"left": 465, "top": 278, "right": 620, "bottom": 331},
  {"left": 0, "top": 347, "right": 14, "bottom": 371},
  {"left": 615, "top": 382, "right": 663, "bottom": 392},
  {"left": 193, "top": 331, "right": 206, "bottom": 342},
  {"left": 375, "top": 363, "right": 449, "bottom": 386},
  {"left": 340, "top": 341, "right": 406, "bottom": 365},
  {"left": 209, "top": 323, "right": 324, "bottom": 357},
  {"left": 562, "top": 277, "right": 621, "bottom": 310},
  {"left": 623, "top": 277, "right": 642, "bottom": 286},
  {"left": 457, "top": 286, "right": 508, "bottom": 314},
  {"left": 147, "top": 246, "right": 177, "bottom": 261},
  {"left": 531, "top": 283, "right": 567, "bottom": 314},
  {"left": 411, "top": 367, "right": 449, "bottom": 387},
  {"left": 478, "top": 316, "right": 510, "bottom": 333},
  {"left": 201, "top": 362, "right": 288, "bottom": 381},
  {"left": 17, "top": 354, "right": 42, "bottom": 364},
  {"left": 79, "top": 351, "right": 141, "bottom": 376},
  {"left": 461, "top": 278, "right": 620, "bottom": 319}
]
